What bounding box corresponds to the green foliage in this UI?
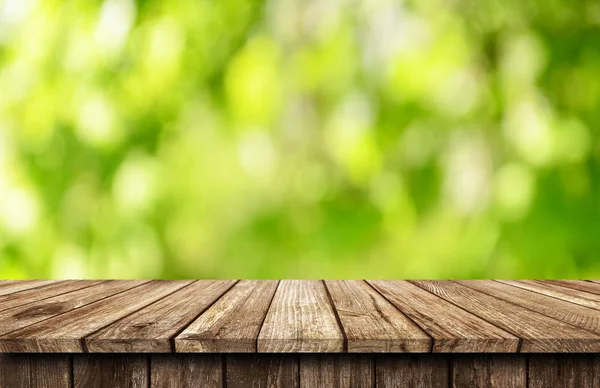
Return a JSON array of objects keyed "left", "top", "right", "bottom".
[{"left": 1, "top": 0, "right": 599, "bottom": 278}]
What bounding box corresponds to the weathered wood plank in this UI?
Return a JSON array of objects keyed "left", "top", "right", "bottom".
[
  {"left": 0, "top": 280, "right": 147, "bottom": 336},
  {"left": 528, "top": 354, "right": 600, "bottom": 388},
  {"left": 544, "top": 280, "right": 600, "bottom": 295},
  {"left": 176, "top": 280, "right": 279, "bottom": 352},
  {"left": 411, "top": 280, "right": 600, "bottom": 352},
  {"left": 0, "top": 354, "right": 70, "bottom": 388},
  {"left": 324, "top": 280, "right": 431, "bottom": 352},
  {"left": 0, "top": 280, "right": 104, "bottom": 313},
  {"left": 226, "top": 354, "right": 298, "bottom": 388},
  {"left": 376, "top": 355, "right": 448, "bottom": 388},
  {"left": 86, "top": 280, "right": 237, "bottom": 353},
  {"left": 368, "top": 280, "right": 519, "bottom": 353},
  {"left": 151, "top": 354, "right": 221, "bottom": 388},
  {"left": 452, "top": 354, "right": 526, "bottom": 388},
  {"left": 458, "top": 280, "right": 600, "bottom": 336},
  {"left": 0, "top": 280, "right": 191, "bottom": 352},
  {"left": 0, "top": 280, "right": 56, "bottom": 298},
  {"left": 299, "top": 355, "right": 372, "bottom": 388},
  {"left": 73, "top": 355, "right": 148, "bottom": 388},
  {"left": 258, "top": 280, "right": 344, "bottom": 353},
  {"left": 498, "top": 280, "right": 600, "bottom": 310}
]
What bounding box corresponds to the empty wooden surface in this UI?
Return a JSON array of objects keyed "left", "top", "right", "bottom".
[{"left": 0, "top": 280, "right": 598, "bottom": 354}]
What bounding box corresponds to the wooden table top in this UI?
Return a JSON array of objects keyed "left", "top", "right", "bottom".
[{"left": 0, "top": 280, "right": 598, "bottom": 353}]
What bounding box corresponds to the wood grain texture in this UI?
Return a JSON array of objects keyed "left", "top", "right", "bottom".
[
  {"left": 73, "top": 355, "right": 148, "bottom": 388},
  {"left": 528, "top": 354, "right": 600, "bottom": 388},
  {"left": 369, "top": 280, "right": 519, "bottom": 353},
  {"left": 176, "top": 280, "right": 279, "bottom": 352},
  {"left": 451, "top": 355, "right": 526, "bottom": 388},
  {"left": 458, "top": 280, "right": 600, "bottom": 337},
  {"left": 258, "top": 280, "right": 344, "bottom": 353},
  {"left": 544, "top": 280, "right": 600, "bottom": 295},
  {"left": 87, "top": 280, "right": 237, "bottom": 353},
  {"left": 226, "top": 354, "right": 298, "bottom": 388},
  {"left": 0, "top": 280, "right": 147, "bottom": 336},
  {"left": 0, "top": 280, "right": 104, "bottom": 313},
  {"left": 0, "top": 280, "right": 56, "bottom": 298},
  {"left": 325, "top": 280, "right": 431, "bottom": 352},
  {"left": 376, "top": 355, "right": 449, "bottom": 388},
  {"left": 300, "top": 355, "right": 372, "bottom": 388},
  {"left": 498, "top": 280, "right": 600, "bottom": 310},
  {"left": 411, "top": 280, "right": 600, "bottom": 352},
  {"left": 151, "top": 354, "right": 221, "bottom": 388},
  {"left": 0, "top": 280, "right": 191, "bottom": 352},
  {"left": 0, "top": 354, "right": 70, "bottom": 388}
]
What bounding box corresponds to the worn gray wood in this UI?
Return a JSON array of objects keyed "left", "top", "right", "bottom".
[
  {"left": 325, "top": 280, "right": 431, "bottom": 352},
  {"left": 73, "top": 355, "right": 147, "bottom": 388},
  {"left": 452, "top": 354, "right": 526, "bottom": 387},
  {"left": 369, "top": 280, "right": 519, "bottom": 352},
  {"left": 226, "top": 354, "right": 299, "bottom": 388},
  {"left": 87, "top": 280, "right": 237, "bottom": 352},
  {"left": 376, "top": 355, "right": 449, "bottom": 388},
  {"left": 176, "top": 280, "right": 279, "bottom": 352},
  {"left": 528, "top": 354, "right": 600, "bottom": 388},
  {"left": 258, "top": 280, "right": 344, "bottom": 353},
  {"left": 151, "top": 354, "right": 221, "bottom": 388},
  {"left": 300, "top": 355, "right": 372, "bottom": 388}
]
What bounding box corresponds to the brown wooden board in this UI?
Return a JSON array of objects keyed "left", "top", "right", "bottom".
[
  {"left": 151, "top": 354, "right": 222, "bottom": 388},
  {"left": 0, "top": 354, "right": 70, "bottom": 388},
  {"left": 299, "top": 355, "right": 373, "bottom": 388},
  {"left": 226, "top": 354, "right": 299, "bottom": 388},
  {"left": 451, "top": 354, "right": 526, "bottom": 388},
  {"left": 411, "top": 280, "right": 600, "bottom": 352},
  {"left": 324, "top": 280, "right": 431, "bottom": 352},
  {"left": 544, "top": 280, "right": 600, "bottom": 295},
  {"left": 498, "top": 280, "right": 600, "bottom": 310},
  {"left": 0, "top": 280, "right": 104, "bottom": 313},
  {"left": 376, "top": 355, "right": 449, "bottom": 388},
  {"left": 258, "top": 280, "right": 344, "bottom": 353},
  {"left": 0, "top": 280, "right": 191, "bottom": 352},
  {"left": 176, "top": 280, "right": 279, "bottom": 352},
  {"left": 368, "top": 280, "right": 519, "bottom": 353},
  {"left": 528, "top": 354, "right": 600, "bottom": 388},
  {"left": 86, "top": 280, "right": 237, "bottom": 353},
  {"left": 458, "top": 280, "right": 600, "bottom": 337},
  {"left": 0, "top": 280, "right": 147, "bottom": 336},
  {"left": 0, "top": 280, "right": 57, "bottom": 298},
  {"left": 73, "top": 354, "right": 148, "bottom": 388}
]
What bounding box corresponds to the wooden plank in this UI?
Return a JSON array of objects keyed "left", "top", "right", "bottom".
[
  {"left": 0, "top": 354, "right": 70, "bottom": 388},
  {"left": 376, "top": 355, "right": 448, "bottom": 388},
  {"left": 226, "top": 354, "right": 298, "bottom": 388},
  {"left": 368, "top": 280, "right": 519, "bottom": 353},
  {"left": 0, "top": 280, "right": 148, "bottom": 336},
  {"left": 452, "top": 355, "right": 526, "bottom": 387},
  {"left": 86, "top": 280, "right": 237, "bottom": 353},
  {"left": 257, "top": 280, "right": 344, "bottom": 353},
  {"left": 176, "top": 280, "right": 279, "bottom": 352},
  {"left": 73, "top": 355, "right": 148, "bottom": 388},
  {"left": 299, "top": 355, "right": 373, "bottom": 388},
  {"left": 528, "top": 354, "right": 600, "bottom": 388},
  {"left": 411, "top": 280, "right": 600, "bottom": 352},
  {"left": 324, "top": 280, "right": 431, "bottom": 352},
  {"left": 0, "top": 280, "right": 56, "bottom": 297},
  {"left": 0, "top": 280, "right": 105, "bottom": 313},
  {"left": 498, "top": 280, "right": 600, "bottom": 310},
  {"left": 0, "top": 280, "right": 192, "bottom": 352},
  {"left": 458, "top": 280, "right": 600, "bottom": 336},
  {"left": 544, "top": 280, "right": 600, "bottom": 295},
  {"left": 151, "top": 354, "right": 221, "bottom": 388}
]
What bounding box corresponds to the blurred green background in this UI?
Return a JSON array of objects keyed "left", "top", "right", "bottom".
[{"left": 1, "top": 0, "right": 600, "bottom": 279}]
